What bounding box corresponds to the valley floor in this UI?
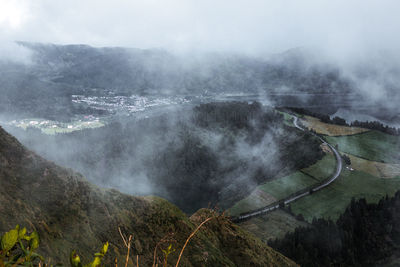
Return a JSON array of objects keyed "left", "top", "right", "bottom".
[{"left": 234, "top": 113, "right": 400, "bottom": 240}]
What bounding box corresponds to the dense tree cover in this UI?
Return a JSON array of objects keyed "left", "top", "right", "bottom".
[
  {"left": 289, "top": 107, "right": 400, "bottom": 135},
  {"left": 342, "top": 154, "right": 351, "bottom": 165},
  {"left": 193, "top": 102, "right": 282, "bottom": 143},
  {"left": 9, "top": 102, "right": 323, "bottom": 213},
  {"left": 193, "top": 102, "right": 265, "bottom": 130},
  {"left": 148, "top": 102, "right": 324, "bottom": 211},
  {"left": 270, "top": 192, "right": 400, "bottom": 266},
  {"left": 350, "top": 120, "right": 400, "bottom": 136}
]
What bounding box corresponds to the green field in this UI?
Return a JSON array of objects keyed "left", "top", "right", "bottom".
[
  {"left": 229, "top": 189, "right": 277, "bottom": 216},
  {"left": 229, "top": 172, "right": 315, "bottom": 216},
  {"left": 259, "top": 153, "right": 338, "bottom": 200},
  {"left": 8, "top": 118, "right": 105, "bottom": 135},
  {"left": 233, "top": 124, "right": 400, "bottom": 244},
  {"left": 230, "top": 129, "right": 400, "bottom": 224},
  {"left": 301, "top": 153, "right": 336, "bottom": 181},
  {"left": 259, "top": 171, "right": 317, "bottom": 200},
  {"left": 290, "top": 169, "right": 400, "bottom": 222},
  {"left": 325, "top": 131, "right": 400, "bottom": 163},
  {"left": 229, "top": 154, "right": 336, "bottom": 216},
  {"left": 41, "top": 121, "right": 105, "bottom": 134},
  {"left": 277, "top": 111, "right": 295, "bottom": 127},
  {"left": 239, "top": 209, "right": 308, "bottom": 241}
]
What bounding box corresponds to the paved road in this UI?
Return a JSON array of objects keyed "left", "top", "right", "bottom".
[
  {"left": 291, "top": 117, "right": 342, "bottom": 194},
  {"left": 234, "top": 116, "right": 343, "bottom": 221}
]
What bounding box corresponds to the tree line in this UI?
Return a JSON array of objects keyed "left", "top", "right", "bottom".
[
  {"left": 270, "top": 192, "right": 400, "bottom": 266},
  {"left": 288, "top": 107, "right": 400, "bottom": 136}
]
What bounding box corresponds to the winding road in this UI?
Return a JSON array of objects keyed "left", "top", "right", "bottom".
[{"left": 232, "top": 116, "right": 343, "bottom": 222}]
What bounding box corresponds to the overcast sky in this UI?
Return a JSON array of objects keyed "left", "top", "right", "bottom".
[{"left": 1, "top": 0, "right": 400, "bottom": 56}]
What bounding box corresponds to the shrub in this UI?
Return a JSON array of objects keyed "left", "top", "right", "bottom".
[{"left": 0, "top": 225, "right": 43, "bottom": 266}]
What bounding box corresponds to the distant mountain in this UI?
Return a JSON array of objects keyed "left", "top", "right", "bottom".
[
  {"left": 0, "top": 42, "right": 355, "bottom": 119},
  {"left": 21, "top": 42, "right": 352, "bottom": 95},
  {"left": 0, "top": 125, "right": 297, "bottom": 266}
]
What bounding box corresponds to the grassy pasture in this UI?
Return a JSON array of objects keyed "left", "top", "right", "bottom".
[
  {"left": 10, "top": 118, "right": 105, "bottom": 135},
  {"left": 258, "top": 172, "right": 317, "bottom": 200},
  {"left": 229, "top": 154, "right": 335, "bottom": 215},
  {"left": 301, "top": 153, "right": 336, "bottom": 181},
  {"left": 229, "top": 172, "right": 314, "bottom": 216},
  {"left": 277, "top": 111, "right": 295, "bottom": 127},
  {"left": 302, "top": 115, "right": 369, "bottom": 136},
  {"left": 290, "top": 169, "right": 400, "bottom": 222},
  {"left": 229, "top": 189, "right": 277, "bottom": 216},
  {"left": 346, "top": 153, "right": 400, "bottom": 178},
  {"left": 325, "top": 131, "right": 400, "bottom": 163},
  {"left": 239, "top": 209, "right": 308, "bottom": 241}
]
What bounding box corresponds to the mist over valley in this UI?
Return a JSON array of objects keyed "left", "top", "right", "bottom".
[{"left": 1, "top": 1, "right": 400, "bottom": 266}]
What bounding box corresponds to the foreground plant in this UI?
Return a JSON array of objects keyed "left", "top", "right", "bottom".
[
  {"left": 1, "top": 211, "right": 219, "bottom": 267},
  {"left": 174, "top": 216, "right": 215, "bottom": 267},
  {"left": 0, "top": 225, "right": 43, "bottom": 266},
  {"left": 70, "top": 242, "right": 109, "bottom": 267}
]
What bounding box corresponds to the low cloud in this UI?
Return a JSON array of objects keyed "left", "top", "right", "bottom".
[
  {"left": 0, "top": 40, "right": 32, "bottom": 64},
  {"left": 1, "top": 0, "right": 399, "bottom": 56}
]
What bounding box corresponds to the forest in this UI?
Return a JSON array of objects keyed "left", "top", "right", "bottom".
[
  {"left": 270, "top": 192, "right": 400, "bottom": 266},
  {"left": 288, "top": 107, "right": 400, "bottom": 136},
  {"left": 9, "top": 102, "right": 324, "bottom": 213}
]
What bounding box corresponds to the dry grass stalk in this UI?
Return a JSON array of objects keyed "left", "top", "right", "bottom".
[
  {"left": 175, "top": 216, "right": 214, "bottom": 267},
  {"left": 115, "top": 212, "right": 221, "bottom": 266},
  {"left": 119, "top": 227, "right": 133, "bottom": 267},
  {"left": 152, "top": 233, "right": 175, "bottom": 267}
]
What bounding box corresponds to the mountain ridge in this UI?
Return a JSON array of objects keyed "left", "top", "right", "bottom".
[{"left": 0, "top": 41, "right": 356, "bottom": 119}]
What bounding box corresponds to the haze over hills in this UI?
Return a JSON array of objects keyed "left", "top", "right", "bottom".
[
  {"left": 5, "top": 102, "right": 325, "bottom": 213},
  {"left": 0, "top": 124, "right": 298, "bottom": 266},
  {"left": 2, "top": 42, "right": 399, "bottom": 126},
  {"left": 0, "top": 42, "right": 355, "bottom": 119},
  {"left": 17, "top": 42, "right": 351, "bottom": 95},
  {"left": 1, "top": 1, "right": 400, "bottom": 266}
]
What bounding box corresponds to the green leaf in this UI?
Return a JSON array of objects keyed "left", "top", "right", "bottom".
[
  {"left": 70, "top": 250, "right": 82, "bottom": 267},
  {"left": 85, "top": 242, "right": 109, "bottom": 267},
  {"left": 18, "top": 227, "right": 27, "bottom": 240},
  {"left": 100, "top": 242, "right": 108, "bottom": 255},
  {"left": 1, "top": 226, "right": 19, "bottom": 251},
  {"left": 28, "top": 231, "right": 39, "bottom": 251},
  {"left": 29, "top": 251, "right": 44, "bottom": 261},
  {"left": 86, "top": 257, "right": 101, "bottom": 267}
]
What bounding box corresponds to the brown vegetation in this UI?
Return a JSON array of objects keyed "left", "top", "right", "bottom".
[{"left": 302, "top": 116, "right": 369, "bottom": 136}]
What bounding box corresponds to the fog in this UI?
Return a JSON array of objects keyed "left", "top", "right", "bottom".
[
  {"left": 1, "top": 0, "right": 400, "bottom": 212},
  {"left": 1, "top": 1, "right": 399, "bottom": 107},
  {"left": 1, "top": 0, "right": 399, "bottom": 55},
  {"left": 0, "top": 39, "right": 31, "bottom": 63}
]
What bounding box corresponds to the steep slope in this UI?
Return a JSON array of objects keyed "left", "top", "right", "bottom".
[{"left": 0, "top": 126, "right": 297, "bottom": 266}]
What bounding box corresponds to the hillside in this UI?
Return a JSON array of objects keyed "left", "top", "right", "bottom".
[
  {"left": 229, "top": 112, "right": 400, "bottom": 248},
  {"left": 7, "top": 102, "right": 324, "bottom": 213},
  {"left": 0, "top": 125, "right": 297, "bottom": 266}
]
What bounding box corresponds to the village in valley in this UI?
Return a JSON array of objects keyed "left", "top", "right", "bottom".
[{"left": 2, "top": 94, "right": 191, "bottom": 134}]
